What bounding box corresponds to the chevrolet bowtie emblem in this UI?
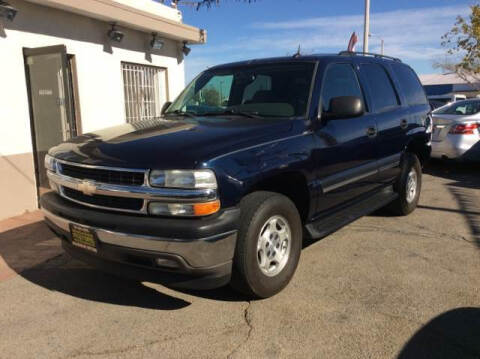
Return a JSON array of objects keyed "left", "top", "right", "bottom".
[{"left": 77, "top": 180, "right": 97, "bottom": 196}]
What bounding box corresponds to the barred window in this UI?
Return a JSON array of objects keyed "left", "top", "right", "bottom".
[{"left": 122, "top": 62, "right": 167, "bottom": 123}]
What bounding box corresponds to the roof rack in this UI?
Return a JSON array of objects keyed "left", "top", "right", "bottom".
[{"left": 338, "top": 51, "right": 402, "bottom": 62}]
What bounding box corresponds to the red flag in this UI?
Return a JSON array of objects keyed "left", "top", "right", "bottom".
[{"left": 347, "top": 32, "right": 358, "bottom": 52}]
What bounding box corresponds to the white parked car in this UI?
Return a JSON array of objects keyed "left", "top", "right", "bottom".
[{"left": 431, "top": 99, "right": 480, "bottom": 161}]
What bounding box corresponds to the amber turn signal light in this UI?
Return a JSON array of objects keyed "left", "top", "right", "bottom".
[{"left": 193, "top": 200, "right": 221, "bottom": 216}]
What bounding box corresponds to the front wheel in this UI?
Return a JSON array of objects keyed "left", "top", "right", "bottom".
[
  {"left": 230, "top": 191, "right": 302, "bottom": 298},
  {"left": 387, "top": 153, "right": 422, "bottom": 216}
]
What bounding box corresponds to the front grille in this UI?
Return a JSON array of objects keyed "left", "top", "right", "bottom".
[
  {"left": 63, "top": 187, "right": 144, "bottom": 211},
  {"left": 59, "top": 163, "right": 145, "bottom": 186}
]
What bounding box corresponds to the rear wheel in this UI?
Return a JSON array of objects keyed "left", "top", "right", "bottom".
[
  {"left": 230, "top": 191, "right": 302, "bottom": 298},
  {"left": 388, "top": 153, "right": 422, "bottom": 215}
]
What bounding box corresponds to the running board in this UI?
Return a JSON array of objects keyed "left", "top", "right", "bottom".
[{"left": 305, "top": 186, "right": 398, "bottom": 240}]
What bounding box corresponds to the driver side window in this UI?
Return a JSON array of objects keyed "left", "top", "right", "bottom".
[{"left": 321, "top": 64, "right": 364, "bottom": 113}]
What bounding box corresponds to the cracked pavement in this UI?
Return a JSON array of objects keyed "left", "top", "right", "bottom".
[{"left": 0, "top": 160, "right": 479, "bottom": 358}]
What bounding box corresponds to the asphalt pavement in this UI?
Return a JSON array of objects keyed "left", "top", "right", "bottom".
[{"left": 0, "top": 160, "right": 479, "bottom": 359}]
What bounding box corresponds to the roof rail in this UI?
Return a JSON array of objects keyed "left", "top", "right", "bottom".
[{"left": 338, "top": 51, "right": 402, "bottom": 62}]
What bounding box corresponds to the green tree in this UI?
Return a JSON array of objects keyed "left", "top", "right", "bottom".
[
  {"left": 437, "top": 3, "right": 480, "bottom": 88},
  {"left": 202, "top": 88, "right": 222, "bottom": 106}
]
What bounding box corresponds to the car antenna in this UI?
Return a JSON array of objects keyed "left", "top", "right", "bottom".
[{"left": 293, "top": 45, "right": 301, "bottom": 58}]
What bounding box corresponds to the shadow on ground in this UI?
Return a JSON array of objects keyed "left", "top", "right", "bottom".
[
  {"left": 0, "top": 219, "right": 248, "bottom": 305},
  {"left": 360, "top": 159, "right": 480, "bottom": 249},
  {"left": 0, "top": 220, "right": 58, "bottom": 274},
  {"left": 424, "top": 160, "right": 480, "bottom": 190},
  {"left": 0, "top": 221, "right": 192, "bottom": 310},
  {"left": 422, "top": 160, "right": 480, "bottom": 248},
  {"left": 398, "top": 307, "right": 480, "bottom": 359},
  {"left": 21, "top": 254, "right": 192, "bottom": 310}
]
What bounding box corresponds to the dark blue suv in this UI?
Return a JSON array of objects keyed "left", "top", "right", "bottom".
[{"left": 41, "top": 52, "right": 432, "bottom": 298}]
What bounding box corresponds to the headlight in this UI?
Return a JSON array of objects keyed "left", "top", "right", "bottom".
[
  {"left": 44, "top": 154, "right": 57, "bottom": 172},
  {"left": 149, "top": 169, "right": 217, "bottom": 189}
]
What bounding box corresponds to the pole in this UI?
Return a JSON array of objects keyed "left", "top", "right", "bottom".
[
  {"left": 381, "top": 39, "right": 384, "bottom": 55},
  {"left": 363, "top": 0, "right": 370, "bottom": 53}
]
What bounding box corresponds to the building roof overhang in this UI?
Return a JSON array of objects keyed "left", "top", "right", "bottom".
[
  {"left": 24, "top": 0, "right": 206, "bottom": 44},
  {"left": 419, "top": 73, "right": 479, "bottom": 86}
]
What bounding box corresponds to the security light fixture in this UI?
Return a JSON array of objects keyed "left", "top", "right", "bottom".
[
  {"left": 182, "top": 41, "right": 191, "bottom": 56},
  {"left": 107, "top": 23, "right": 124, "bottom": 43},
  {"left": 0, "top": 1, "right": 17, "bottom": 21},
  {"left": 150, "top": 33, "right": 164, "bottom": 50}
]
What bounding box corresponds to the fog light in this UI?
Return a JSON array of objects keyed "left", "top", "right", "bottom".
[
  {"left": 155, "top": 258, "right": 179, "bottom": 269},
  {"left": 149, "top": 202, "right": 194, "bottom": 216},
  {"left": 148, "top": 200, "right": 220, "bottom": 217}
]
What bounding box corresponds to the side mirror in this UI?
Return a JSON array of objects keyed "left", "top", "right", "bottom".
[
  {"left": 161, "top": 101, "right": 172, "bottom": 115},
  {"left": 324, "top": 96, "right": 364, "bottom": 120}
]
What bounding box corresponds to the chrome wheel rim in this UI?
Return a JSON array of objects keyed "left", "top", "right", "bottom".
[
  {"left": 256, "top": 215, "right": 291, "bottom": 277},
  {"left": 406, "top": 169, "right": 417, "bottom": 203}
]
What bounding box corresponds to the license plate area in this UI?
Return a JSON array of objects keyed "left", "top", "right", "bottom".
[{"left": 70, "top": 224, "right": 97, "bottom": 253}]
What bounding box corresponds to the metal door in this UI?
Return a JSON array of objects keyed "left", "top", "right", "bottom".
[
  {"left": 314, "top": 63, "right": 380, "bottom": 214},
  {"left": 24, "top": 45, "right": 76, "bottom": 192}
]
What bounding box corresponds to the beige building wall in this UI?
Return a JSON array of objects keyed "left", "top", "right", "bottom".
[
  {"left": 0, "top": 0, "right": 188, "bottom": 220},
  {"left": 0, "top": 153, "right": 37, "bottom": 220}
]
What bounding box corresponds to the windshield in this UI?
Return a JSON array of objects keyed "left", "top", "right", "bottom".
[
  {"left": 435, "top": 100, "right": 480, "bottom": 116},
  {"left": 166, "top": 62, "right": 316, "bottom": 118}
]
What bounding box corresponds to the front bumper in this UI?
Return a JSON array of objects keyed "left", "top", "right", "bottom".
[{"left": 41, "top": 192, "right": 240, "bottom": 289}]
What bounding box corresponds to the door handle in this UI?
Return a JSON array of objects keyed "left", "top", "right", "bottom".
[
  {"left": 400, "top": 119, "right": 408, "bottom": 129},
  {"left": 366, "top": 127, "right": 377, "bottom": 138}
]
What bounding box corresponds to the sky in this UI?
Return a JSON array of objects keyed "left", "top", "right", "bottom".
[{"left": 179, "top": 0, "right": 472, "bottom": 82}]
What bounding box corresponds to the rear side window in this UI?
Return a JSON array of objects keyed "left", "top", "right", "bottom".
[
  {"left": 392, "top": 64, "right": 428, "bottom": 106},
  {"left": 435, "top": 101, "right": 480, "bottom": 115},
  {"left": 321, "top": 63, "right": 364, "bottom": 113},
  {"left": 360, "top": 64, "right": 399, "bottom": 112}
]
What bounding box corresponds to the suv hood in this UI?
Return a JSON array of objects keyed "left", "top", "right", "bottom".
[{"left": 50, "top": 116, "right": 296, "bottom": 169}]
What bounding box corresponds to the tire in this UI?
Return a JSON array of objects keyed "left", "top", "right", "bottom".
[
  {"left": 230, "top": 191, "right": 302, "bottom": 298},
  {"left": 387, "top": 153, "right": 422, "bottom": 216}
]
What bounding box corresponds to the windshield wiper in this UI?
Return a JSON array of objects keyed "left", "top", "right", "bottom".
[
  {"left": 200, "top": 109, "right": 262, "bottom": 119},
  {"left": 165, "top": 110, "right": 196, "bottom": 118}
]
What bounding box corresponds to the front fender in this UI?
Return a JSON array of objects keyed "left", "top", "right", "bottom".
[
  {"left": 206, "top": 132, "right": 317, "bottom": 208},
  {"left": 404, "top": 127, "right": 432, "bottom": 166}
]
